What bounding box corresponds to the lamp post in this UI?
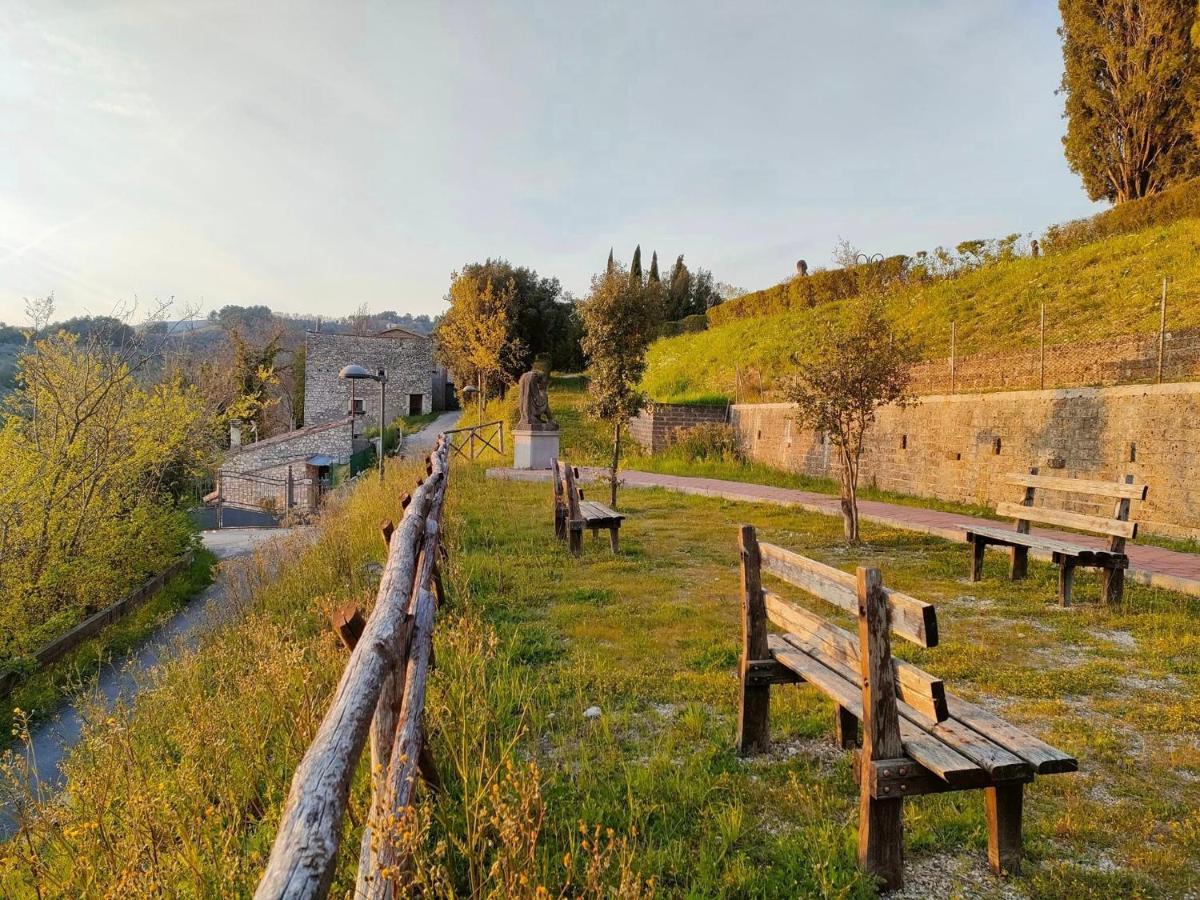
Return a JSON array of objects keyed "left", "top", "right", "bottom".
[{"left": 339, "top": 364, "right": 387, "bottom": 480}]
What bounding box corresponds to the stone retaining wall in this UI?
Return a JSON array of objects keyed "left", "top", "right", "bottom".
[
  {"left": 627, "top": 403, "right": 730, "bottom": 453},
  {"left": 730, "top": 383, "right": 1200, "bottom": 540}
]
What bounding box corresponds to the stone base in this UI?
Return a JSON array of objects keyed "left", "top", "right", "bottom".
[{"left": 512, "top": 428, "right": 560, "bottom": 470}]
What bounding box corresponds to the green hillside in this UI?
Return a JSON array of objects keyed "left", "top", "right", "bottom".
[{"left": 644, "top": 215, "right": 1200, "bottom": 404}]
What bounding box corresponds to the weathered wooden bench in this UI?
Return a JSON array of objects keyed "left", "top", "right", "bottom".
[
  {"left": 552, "top": 458, "right": 624, "bottom": 555},
  {"left": 961, "top": 468, "right": 1147, "bottom": 606},
  {"left": 735, "top": 525, "right": 1076, "bottom": 890}
]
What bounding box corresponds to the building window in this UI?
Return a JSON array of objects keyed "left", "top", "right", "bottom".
[{"left": 349, "top": 398, "right": 364, "bottom": 415}]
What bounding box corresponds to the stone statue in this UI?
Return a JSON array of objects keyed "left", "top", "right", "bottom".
[{"left": 517, "top": 369, "right": 556, "bottom": 430}]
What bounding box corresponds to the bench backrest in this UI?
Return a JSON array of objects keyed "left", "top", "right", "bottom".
[
  {"left": 552, "top": 458, "right": 583, "bottom": 524},
  {"left": 741, "top": 528, "right": 948, "bottom": 727},
  {"left": 1000, "top": 467, "right": 1147, "bottom": 553}
]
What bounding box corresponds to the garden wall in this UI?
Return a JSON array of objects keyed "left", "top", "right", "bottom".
[
  {"left": 731, "top": 383, "right": 1200, "bottom": 540},
  {"left": 628, "top": 403, "right": 730, "bottom": 453}
]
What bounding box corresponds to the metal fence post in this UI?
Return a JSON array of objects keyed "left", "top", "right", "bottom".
[
  {"left": 1039, "top": 302, "right": 1045, "bottom": 390},
  {"left": 949, "top": 321, "right": 956, "bottom": 394},
  {"left": 1158, "top": 277, "right": 1167, "bottom": 385}
]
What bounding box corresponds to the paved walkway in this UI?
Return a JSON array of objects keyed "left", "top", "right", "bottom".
[
  {"left": 488, "top": 467, "right": 1200, "bottom": 598},
  {"left": 402, "top": 410, "right": 462, "bottom": 455}
]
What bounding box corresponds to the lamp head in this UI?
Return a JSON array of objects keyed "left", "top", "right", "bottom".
[{"left": 339, "top": 364, "right": 374, "bottom": 380}]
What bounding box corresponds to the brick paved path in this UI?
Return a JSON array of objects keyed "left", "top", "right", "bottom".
[{"left": 489, "top": 467, "right": 1200, "bottom": 598}]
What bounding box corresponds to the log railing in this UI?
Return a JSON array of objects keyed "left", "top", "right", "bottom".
[
  {"left": 444, "top": 419, "right": 504, "bottom": 461},
  {"left": 256, "top": 435, "right": 451, "bottom": 899}
]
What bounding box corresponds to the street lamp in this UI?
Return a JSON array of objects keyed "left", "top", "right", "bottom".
[{"left": 339, "top": 364, "right": 387, "bottom": 480}]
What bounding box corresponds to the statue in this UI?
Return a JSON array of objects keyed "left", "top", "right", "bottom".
[{"left": 517, "top": 369, "right": 556, "bottom": 431}]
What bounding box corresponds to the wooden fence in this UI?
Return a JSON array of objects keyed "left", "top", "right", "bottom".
[
  {"left": 256, "top": 436, "right": 451, "bottom": 899},
  {"left": 444, "top": 419, "right": 504, "bottom": 461}
]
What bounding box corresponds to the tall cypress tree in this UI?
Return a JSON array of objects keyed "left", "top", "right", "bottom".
[
  {"left": 648, "top": 250, "right": 660, "bottom": 283},
  {"left": 1059, "top": 0, "right": 1199, "bottom": 202},
  {"left": 606, "top": 247, "right": 615, "bottom": 274},
  {"left": 667, "top": 254, "right": 690, "bottom": 320},
  {"left": 629, "top": 245, "right": 642, "bottom": 284}
]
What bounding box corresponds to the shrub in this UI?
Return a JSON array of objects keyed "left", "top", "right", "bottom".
[
  {"left": 666, "top": 422, "right": 742, "bottom": 463},
  {"left": 1043, "top": 176, "right": 1200, "bottom": 253}
]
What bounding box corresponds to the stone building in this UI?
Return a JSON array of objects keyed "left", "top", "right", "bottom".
[{"left": 303, "top": 327, "right": 445, "bottom": 429}]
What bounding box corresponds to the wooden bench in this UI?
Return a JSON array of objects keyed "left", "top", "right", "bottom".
[
  {"left": 735, "top": 525, "right": 1076, "bottom": 890},
  {"left": 552, "top": 458, "right": 624, "bottom": 555},
  {"left": 961, "top": 468, "right": 1147, "bottom": 606}
]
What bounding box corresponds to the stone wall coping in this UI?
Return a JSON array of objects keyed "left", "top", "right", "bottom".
[
  {"left": 731, "top": 380, "right": 1200, "bottom": 411},
  {"left": 230, "top": 415, "right": 353, "bottom": 452}
]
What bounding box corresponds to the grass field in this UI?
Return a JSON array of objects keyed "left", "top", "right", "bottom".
[
  {"left": 5, "top": 390, "right": 1198, "bottom": 897},
  {"left": 643, "top": 216, "right": 1200, "bottom": 404}
]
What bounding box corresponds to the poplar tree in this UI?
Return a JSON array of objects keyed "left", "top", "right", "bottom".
[{"left": 1059, "top": 0, "right": 1199, "bottom": 202}]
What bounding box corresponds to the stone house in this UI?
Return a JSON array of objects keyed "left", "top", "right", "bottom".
[{"left": 303, "top": 327, "right": 447, "bottom": 429}]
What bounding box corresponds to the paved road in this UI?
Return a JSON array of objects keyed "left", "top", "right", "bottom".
[
  {"left": 402, "top": 409, "right": 462, "bottom": 455},
  {"left": 489, "top": 466, "right": 1200, "bottom": 598},
  {"left": 2, "top": 528, "right": 296, "bottom": 835}
]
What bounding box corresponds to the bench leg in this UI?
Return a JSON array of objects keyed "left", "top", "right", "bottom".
[
  {"left": 859, "top": 779, "right": 904, "bottom": 890},
  {"left": 834, "top": 705, "right": 858, "bottom": 750},
  {"left": 985, "top": 782, "right": 1023, "bottom": 875},
  {"left": 1010, "top": 546, "right": 1029, "bottom": 580},
  {"left": 568, "top": 526, "right": 582, "bottom": 557},
  {"left": 1057, "top": 562, "right": 1075, "bottom": 607},
  {"left": 608, "top": 526, "right": 620, "bottom": 553},
  {"left": 554, "top": 509, "right": 565, "bottom": 540},
  {"left": 970, "top": 539, "right": 986, "bottom": 582},
  {"left": 1100, "top": 567, "right": 1125, "bottom": 604}
]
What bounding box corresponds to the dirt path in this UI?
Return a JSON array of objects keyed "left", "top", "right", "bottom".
[{"left": 2, "top": 528, "right": 298, "bottom": 836}]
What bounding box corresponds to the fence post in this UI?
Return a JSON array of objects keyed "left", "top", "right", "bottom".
[
  {"left": 1158, "top": 277, "right": 1167, "bottom": 385},
  {"left": 469, "top": 429, "right": 477, "bottom": 461},
  {"left": 1039, "top": 302, "right": 1045, "bottom": 391},
  {"left": 499, "top": 421, "right": 505, "bottom": 454},
  {"left": 286, "top": 466, "right": 294, "bottom": 511},
  {"left": 949, "top": 322, "right": 956, "bottom": 394}
]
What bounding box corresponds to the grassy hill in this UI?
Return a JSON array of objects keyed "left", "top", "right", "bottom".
[{"left": 644, "top": 214, "right": 1200, "bottom": 404}]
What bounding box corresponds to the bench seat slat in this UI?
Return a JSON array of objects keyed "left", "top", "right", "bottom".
[
  {"left": 1004, "top": 473, "right": 1147, "bottom": 501},
  {"left": 764, "top": 591, "right": 948, "bottom": 723},
  {"left": 994, "top": 502, "right": 1137, "bottom": 540},
  {"left": 943, "top": 693, "right": 1078, "bottom": 775},
  {"left": 759, "top": 542, "right": 938, "bottom": 647},
  {"left": 780, "top": 634, "right": 1033, "bottom": 782},
  {"left": 963, "top": 526, "right": 1127, "bottom": 566},
  {"left": 577, "top": 500, "right": 623, "bottom": 523},
  {"left": 768, "top": 636, "right": 989, "bottom": 788}
]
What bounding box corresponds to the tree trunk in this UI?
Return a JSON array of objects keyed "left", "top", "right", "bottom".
[
  {"left": 840, "top": 450, "right": 860, "bottom": 544},
  {"left": 476, "top": 370, "right": 483, "bottom": 420},
  {"left": 610, "top": 419, "right": 621, "bottom": 508}
]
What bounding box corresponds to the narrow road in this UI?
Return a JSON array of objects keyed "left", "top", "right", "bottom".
[
  {"left": 2, "top": 528, "right": 296, "bottom": 836},
  {"left": 403, "top": 409, "right": 462, "bottom": 455}
]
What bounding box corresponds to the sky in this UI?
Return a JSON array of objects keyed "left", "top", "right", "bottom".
[{"left": 0, "top": 1, "right": 1101, "bottom": 325}]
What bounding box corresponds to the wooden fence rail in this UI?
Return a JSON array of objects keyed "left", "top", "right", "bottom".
[
  {"left": 443, "top": 419, "right": 504, "bottom": 461},
  {"left": 256, "top": 436, "right": 452, "bottom": 899}
]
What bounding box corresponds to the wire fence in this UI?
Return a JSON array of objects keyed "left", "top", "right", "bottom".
[{"left": 909, "top": 284, "right": 1200, "bottom": 395}]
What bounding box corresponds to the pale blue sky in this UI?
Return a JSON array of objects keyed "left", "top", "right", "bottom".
[{"left": 0, "top": 1, "right": 1100, "bottom": 324}]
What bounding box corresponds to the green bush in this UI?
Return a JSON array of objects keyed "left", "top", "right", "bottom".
[
  {"left": 1044, "top": 176, "right": 1200, "bottom": 253},
  {"left": 665, "top": 422, "right": 742, "bottom": 463}
]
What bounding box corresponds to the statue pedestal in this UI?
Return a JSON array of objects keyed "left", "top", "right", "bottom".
[{"left": 512, "top": 428, "right": 560, "bottom": 470}]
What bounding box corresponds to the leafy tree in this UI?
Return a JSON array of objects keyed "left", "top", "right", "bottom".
[
  {"left": 453, "top": 259, "right": 581, "bottom": 373},
  {"left": 1059, "top": 0, "right": 1200, "bottom": 202},
  {"left": 208, "top": 305, "right": 274, "bottom": 332},
  {"left": 578, "top": 264, "right": 658, "bottom": 507},
  {"left": 434, "top": 272, "right": 525, "bottom": 416},
  {"left": 0, "top": 330, "right": 209, "bottom": 659},
  {"left": 0, "top": 322, "right": 26, "bottom": 344},
  {"left": 54, "top": 315, "right": 136, "bottom": 347},
  {"left": 784, "top": 302, "right": 913, "bottom": 543}
]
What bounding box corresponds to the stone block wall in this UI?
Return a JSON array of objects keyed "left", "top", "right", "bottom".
[
  {"left": 304, "top": 331, "right": 436, "bottom": 428},
  {"left": 627, "top": 403, "right": 730, "bottom": 453},
  {"left": 731, "top": 383, "right": 1200, "bottom": 540},
  {"left": 220, "top": 418, "right": 354, "bottom": 475}
]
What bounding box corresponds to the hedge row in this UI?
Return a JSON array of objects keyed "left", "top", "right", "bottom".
[
  {"left": 706, "top": 254, "right": 910, "bottom": 326},
  {"left": 1043, "top": 177, "right": 1200, "bottom": 253}
]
